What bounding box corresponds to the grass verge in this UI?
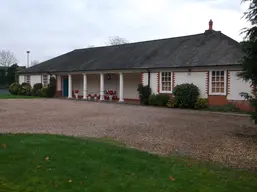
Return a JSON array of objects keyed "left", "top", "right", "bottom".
[{"left": 0, "top": 134, "right": 257, "bottom": 192}]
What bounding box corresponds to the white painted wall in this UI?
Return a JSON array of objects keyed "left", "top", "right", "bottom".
[
  {"left": 19, "top": 75, "right": 24, "bottom": 84},
  {"left": 142, "top": 72, "right": 158, "bottom": 94},
  {"left": 87, "top": 74, "right": 100, "bottom": 95},
  {"left": 124, "top": 73, "right": 141, "bottom": 99},
  {"left": 19, "top": 74, "right": 42, "bottom": 87},
  {"left": 30, "top": 75, "right": 42, "bottom": 87},
  {"left": 174, "top": 72, "right": 207, "bottom": 98},
  {"left": 72, "top": 74, "right": 83, "bottom": 94},
  {"left": 104, "top": 74, "right": 119, "bottom": 93},
  {"left": 227, "top": 71, "right": 252, "bottom": 100}
]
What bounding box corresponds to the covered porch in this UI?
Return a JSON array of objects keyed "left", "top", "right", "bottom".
[{"left": 56, "top": 72, "right": 142, "bottom": 102}]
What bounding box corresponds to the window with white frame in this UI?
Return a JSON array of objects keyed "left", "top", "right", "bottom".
[
  {"left": 42, "top": 75, "right": 48, "bottom": 87},
  {"left": 25, "top": 75, "right": 30, "bottom": 84},
  {"left": 160, "top": 72, "right": 172, "bottom": 92},
  {"left": 210, "top": 70, "right": 226, "bottom": 94}
]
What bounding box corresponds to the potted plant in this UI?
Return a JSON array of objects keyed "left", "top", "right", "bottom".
[
  {"left": 109, "top": 90, "right": 113, "bottom": 101},
  {"left": 94, "top": 94, "right": 97, "bottom": 101},
  {"left": 74, "top": 90, "right": 79, "bottom": 99},
  {"left": 87, "top": 94, "right": 91, "bottom": 100}
]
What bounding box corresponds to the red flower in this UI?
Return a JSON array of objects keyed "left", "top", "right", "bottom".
[
  {"left": 104, "top": 95, "right": 109, "bottom": 99},
  {"left": 109, "top": 90, "right": 113, "bottom": 95},
  {"left": 74, "top": 90, "right": 79, "bottom": 94}
]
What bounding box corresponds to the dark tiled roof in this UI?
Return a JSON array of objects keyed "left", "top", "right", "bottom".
[{"left": 23, "top": 30, "right": 243, "bottom": 73}]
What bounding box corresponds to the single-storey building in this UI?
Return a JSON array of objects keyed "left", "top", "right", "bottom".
[{"left": 19, "top": 20, "right": 253, "bottom": 110}]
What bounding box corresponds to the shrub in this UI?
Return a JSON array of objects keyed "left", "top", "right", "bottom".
[
  {"left": 20, "top": 82, "right": 30, "bottom": 87},
  {"left": 41, "top": 87, "right": 48, "bottom": 97},
  {"left": 46, "top": 76, "right": 56, "bottom": 97},
  {"left": 137, "top": 84, "right": 151, "bottom": 105},
  {"left": 36, "top": 89, "right": 42, "bottom": 97},
  {"left": 173, "top": 83, "right": 200, "bottom": 108},
  {"left": 148, "top": 94, "right": 170, "bottom": 106},
  {"left": 8, "top": 82, "right": 20, "bottom": 95},
  {"left": 166, "top": 100, "right": 175, "bottom": 108},
  {"left": 32, "top": 83, "right": 43, "bottom": 96},
  {"left": 195, "top": 98, "right": 208, "bottom": 109},
  {"left": 19, "top": 83, "right": 32, "bottom": 96}
]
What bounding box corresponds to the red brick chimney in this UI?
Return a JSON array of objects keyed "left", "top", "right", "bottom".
[{"left": 209, "top": 19, "right": 213, "bottom": 30}]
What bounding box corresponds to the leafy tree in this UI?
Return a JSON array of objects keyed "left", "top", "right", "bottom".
[
  {"left": 238, "top": 0, "right": 257, "bottom": 124},
  {"left": 6, "top": 64, "right": 18, "bottom": 85}
]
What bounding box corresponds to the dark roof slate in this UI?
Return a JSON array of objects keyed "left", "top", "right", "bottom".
[{"left": 23, "top": 30, "right": 244, "bottom": 73}]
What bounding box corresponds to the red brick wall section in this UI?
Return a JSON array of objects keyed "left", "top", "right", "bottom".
[
  {"left": 172, "top": 72, "right": 175, "bottom": 90},
  {"left": 227, "top": 71, "right": 230, "bottom": 95},
  {"left": 228, "top": 100, "right": 253, "bottom": 111},
  {"left": 56, "top": 91, "right": 62, "bottom": 97},
  {"left": 206, "top": 71, "right": 253, "bottom": 111},
  {"left": 206, "top": 71, "right": 209, "bottom": 95},
  {"left": 157, "top": 72, "right": 160, "bottom": 93},
  {"left": 55, "top": 75, "right": 62, "bottom": 97},
  {"left": 208, "top": 95, "right": 228, "bottom": 106},
  {"left": 208, "top": 71, "right": 229, "bottom": 106}
]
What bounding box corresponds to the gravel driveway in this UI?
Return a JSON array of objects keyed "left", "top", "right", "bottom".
[{"left": 0, "top": 99, "right": 257, "bottom": 169}]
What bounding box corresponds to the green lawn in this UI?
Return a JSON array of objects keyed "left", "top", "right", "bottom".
[
  {"left": 0, "top": 94, "right": 39, "bottom": 99},
  {"left": 0, "top": 134, "right": 257, "bottom": 192}
]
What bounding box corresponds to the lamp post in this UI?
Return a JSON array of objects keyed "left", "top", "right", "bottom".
[{"left": 26, "top": 51, "right": 30, "bottom": 68}]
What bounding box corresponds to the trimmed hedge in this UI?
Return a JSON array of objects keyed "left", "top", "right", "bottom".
[
  {"left": 173, "top": 83, "right": 200, "bottom": 109},
  {"left": 148, "top": 94, "right": 170, "bottom": 106},
  {"left": 32, "top": 83, "right": 43, "bottom": 96},
  {"left": 8, "top": 82, "right": 20, "bottom": 95},
  {"left": 19, "top": 83, "right": 32, "bottom": 96},
  {"left": 46, "top": 76, "right": 56, "bottom": 97},
  {"left": 137, "top": 84, "right": 151, "bottom": 105},
  {"left": 195, "top": 98, "right": 208, "bottom": 109},
  {"left": 41, "top": 87, "right": 48, "bottom": 97},
  {"left": 7, "top": 76, "right": 57, "bottom": 98}
]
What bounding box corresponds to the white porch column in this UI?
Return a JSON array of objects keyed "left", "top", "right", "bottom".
[
  {"left": 83, "top": 73, "right": 87, "bottom": 99},
  {"left": 100, "top": 73, "right": 104, "bottom": 100},
  {"left": 119, "top": 72, "right": 124, "bottom": 102},
  {"left": 68, "top": 74, "right": 72, "bottom": 98}
]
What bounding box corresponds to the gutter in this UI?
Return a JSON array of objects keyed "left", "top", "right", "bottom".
[{"left": 18, "top": 64, "right": 240, "bottom": 75}]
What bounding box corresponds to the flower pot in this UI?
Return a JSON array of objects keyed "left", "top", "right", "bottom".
[
  {"left": 75, "top": 93, "right": 78, "bottom": 100},
  {"left": 109, "top": 95, "right": 113, "bottom": 101},
  {"left": 88, "top": 96, "right": 91, "bottom": 100},
  {"left": 94, "top": 96, "right": 97, "bottom": 101}
]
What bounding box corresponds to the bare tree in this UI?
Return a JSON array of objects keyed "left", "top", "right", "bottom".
[
  {"left": 0, "top": 50, "right": 18, "bottom": 67},
  {"left": 106, "top": 36, "right": 129, "bottom": 45},
  {"left": 87, "top": 45, "right": 95, "bottom": 48},
  {"left": 31, "top": 60, "right": 40, "bottom": 66}
]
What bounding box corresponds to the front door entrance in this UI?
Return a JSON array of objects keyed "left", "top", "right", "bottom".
[{"left": 63, "top": 77, "right": 68, "bottom": 97}]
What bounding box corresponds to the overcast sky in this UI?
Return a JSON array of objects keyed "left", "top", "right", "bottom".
[{"left": 0, "top": 0, "right": 250, "bottom": 66}]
